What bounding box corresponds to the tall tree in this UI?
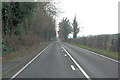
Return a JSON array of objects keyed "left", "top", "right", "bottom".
[
  {"left": 2, "top": 2, "right": 37, "bottom": 36},
  {"left": 73, "top": 16, "right": 79, "bottom": 38},
  {"left": 2, "top": 2, "right": 58, "bottom": 56},
  {"left": 59, "top": 18, "right": 72, "bottom": 40}
]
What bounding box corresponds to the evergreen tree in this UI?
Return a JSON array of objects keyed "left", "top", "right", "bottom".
[{"left": 73, "top": 16, "right": 79, "bottom": 38}]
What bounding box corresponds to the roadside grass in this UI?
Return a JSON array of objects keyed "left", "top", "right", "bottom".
[
  {"left": 2, "top": 46, "right": 37, "bottom": 62},
  {"left": 2, "top": 42, "right": 50, "bottom": 77},
  {"left": 2, "top": 42, "right": 50, "bottom": 62},
  {"left": 68, "top": 43, "right": 119, "bottom": 61}
]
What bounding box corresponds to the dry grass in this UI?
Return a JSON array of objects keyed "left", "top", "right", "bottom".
[{"left": 2, "top": 43, "right": 41, "bottom": 62}]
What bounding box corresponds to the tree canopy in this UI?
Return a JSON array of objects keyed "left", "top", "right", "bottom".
[
  {"left": 2, "top": 2, "right": 57, "bottom": 56},
  {"left": 59, "top": 18, "right": 72, "bottom": 40},
  {"left": 73, "top": 16, "right": 79, "bottom": 38}
]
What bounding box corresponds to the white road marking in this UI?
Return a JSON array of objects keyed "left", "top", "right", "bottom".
[
  {"left": 71, "top": 65, "right": 76, "bottom": 70},
  {"left": 65, "top": 54, "right": 67, "bottom": 57},
  {"left": 62, "top": 47, "right": 91, "bottom": 80},
  {"left": 91, "top": 51, "right": 120, "bottom": 63},
  {"left": 82, "top": 48, "right": 120, "bottom": 63},
  {"left": 11, "top": 43, "right": 52, "bottom": 79}
]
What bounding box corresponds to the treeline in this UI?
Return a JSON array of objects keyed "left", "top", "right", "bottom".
[
  {"left": 66, "top": 34, "right": 119, "bottom": 53},
  {"left": 2, "top": 2, "right": 57, "bottom": 56},
  {"left": 58, "top": 16, "right": 79, "bottom": 40}
]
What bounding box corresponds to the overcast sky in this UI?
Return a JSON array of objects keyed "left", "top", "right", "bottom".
[{"left": 56, "top": 0, "right": 119, "bottom": 37}]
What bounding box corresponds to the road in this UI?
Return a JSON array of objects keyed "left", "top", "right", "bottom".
[{"left": 11, "top": 41, "right": 119, "bottom": 79}]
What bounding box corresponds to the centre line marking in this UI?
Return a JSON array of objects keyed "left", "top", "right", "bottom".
[
  {"left": 71, "top": 65, "right": 76, "bottom": 70},
  {"left": 62, "top": 47, "right": 91, "bottom": 80},
  {"left": 65, "top": 54, "right": 67, "bottom": 56}
]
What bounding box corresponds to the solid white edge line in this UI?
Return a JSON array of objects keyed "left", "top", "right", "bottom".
[
  {"left": 71, "top": 65, "right": 76, "bottom": 70},
  {"left": 11, "top": 43, "right": 52, "bottom": 79},
  {"left": 68, "top": 43, "right": 119, "bottom": 63},
  {"left": 62, "top": 47, "right": 91, "bottom": 80},
  {"left": 82, "top": 48, "right": 120, "bottom": 63}
]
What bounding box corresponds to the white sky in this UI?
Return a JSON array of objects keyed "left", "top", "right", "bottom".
[{"left": 56, "top": 0, "right": 119, "bottom": 37}]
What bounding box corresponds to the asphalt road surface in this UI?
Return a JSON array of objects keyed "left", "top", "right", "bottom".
[{"left": 11, "top": 41, "right": 119, "bottom": 79}]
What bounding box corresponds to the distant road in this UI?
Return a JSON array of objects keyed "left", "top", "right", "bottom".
[{"left": 11, "top": 41, "right": 118, "bottom": 79}]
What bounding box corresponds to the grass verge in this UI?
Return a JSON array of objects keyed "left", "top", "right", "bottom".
[{"left": 68, "top": 42, "right": 119, "bottom": 61}]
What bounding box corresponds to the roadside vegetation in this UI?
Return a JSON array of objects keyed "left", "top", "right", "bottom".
[
  {"left": 2, "top": 2, "right": 58, "bottom": 59},
  {"left": 58, "top": 16, "right": 79, "bottom": 40},
  {"left": 58, "top": 16, "right": 119, "bottom": 61},
  {"left": 65, "top": 34, "right": 119, "bottom": 61},
  {"left": 68, "top": 42, "right": 118, "bottom": 60}
]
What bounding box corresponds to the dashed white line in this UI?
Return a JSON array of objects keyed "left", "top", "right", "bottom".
[
  {"left": 71, "top": 65, "right": 76, "bottom": 70},
  {"left": 11, "top": 43, "right": 52, "bottom": 79},
  {"left": 62, "top": 47, "right": 91, "bottom": 80},
  {"left": 65, "top": 54, "right": 67, "bottom": 57}
]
